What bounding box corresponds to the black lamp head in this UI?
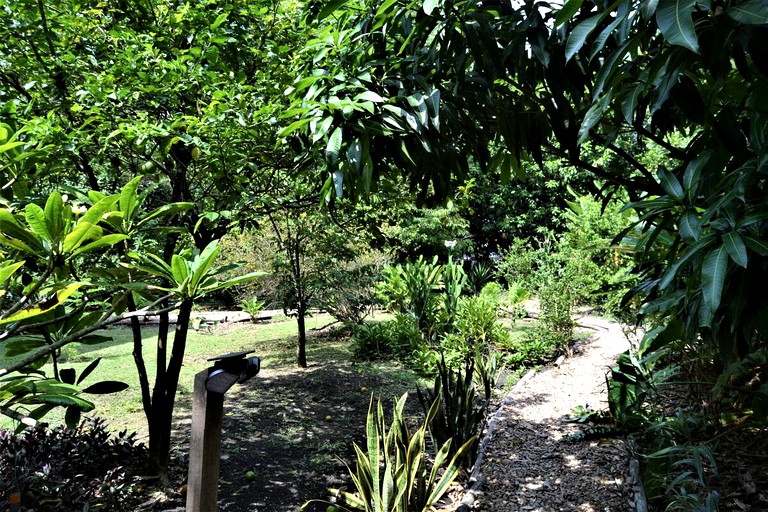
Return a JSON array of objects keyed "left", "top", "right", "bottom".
[{"left": 204, "top": 350, "right": 261, "bottom": 394}]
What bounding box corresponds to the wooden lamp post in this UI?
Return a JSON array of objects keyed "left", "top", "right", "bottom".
[{"left": 186, "top": 351, "right": 260, "bottom": 512}]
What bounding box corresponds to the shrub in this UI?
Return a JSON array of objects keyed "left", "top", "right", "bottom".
[
  {"left": 466, "top": 261, "right": 496, "bottom": 295},
  {"left": 377, "top": 256, "right": 443, "bottom": 334},
  {"left": 315, "top": 259, "right": 383, "bottom": 325},
  {"left": 501, "top": 332, "right": 559, "bottom": 368},
  {"left": 351, "top": 314, "right": 421, "bottom": 361},
  {"left": 0, "top": 417, "right": 147, "bottom": 511},
  {"left": 438, "top": 292, "right": 510, "bottom": 368},
  {"left": 239, "top": 296, "right": 266, "bottom": 321},
  {"left": 417, "top": 357, "right": 487, "bottom": 467},
  {"left": 306, "top": 394, "right": 472, "bottom": 512}
]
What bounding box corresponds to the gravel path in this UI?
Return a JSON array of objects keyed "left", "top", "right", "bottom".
[{"left": 469, "top": 316, "right": 637, "bottom": 512}]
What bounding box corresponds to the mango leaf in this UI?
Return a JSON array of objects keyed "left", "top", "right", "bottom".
[
  {"left": 35, "top": 393, "right": 94, "bottom": 412},
  {"left": 277, "top": 118, "right": 312, "bottom": 137},
  {"left": 744, "top": 235, "right": 768, "bottom": 256},
  {"left": 555, "top": 0, "right": 585, "bottom": 28},
  {"left": 211, "top": 12, "right": 228, "bottom": 29},
  {"left": 565, "top": 15, "right": 601, "bottom": 62},
  {"left": 355, "top": 91, "right": 385, "bottom": 103},
  {"left": 723, "top": 231, "right": 748, "bottom": 267},
  {"left": 423, "top": 0, "right": 439, "bottom": 15},
  {"left": 701, "top": 245, "right": 728, "bottom": 315},
  {"left": 317, "top": 0, "right": 351, "bottom": 20},
  {"left": 347, "top": 138, "right": 362, "bottom": 175},
  {"left": 82, "top": 381, "right": 129, "bottom": 394},
  {"left": 642, "top": 0, "right": 661, "bottom": 19},
  {"left": 656, "top": 0, "right": 699, "bottom": 53},
  {"left": 727, "top": 0, "right": 768, "bottom": 25},
  {"left": 679, "top": 210, "right": 701, "bottom": 242},
  {"left": 0, "top": 141, "right": 25, "bottom": 152},
  {"left": 325, "top": 127, "right": 343, "bottom": 167},
  {"left": 658, "top": 167, "right": 684, "bottom": 199}
]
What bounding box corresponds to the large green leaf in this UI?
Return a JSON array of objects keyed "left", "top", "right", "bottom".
[
  {"left": 44, "top": 192, "right": 65, "bottom": 243},
  {"left": 678, "top": 210, "right": 701, "bottom": 242},
  {"left": 701, "top": 245, "right": 729, "bottom": 316},
  {"left": 727, "top": 0, "right": 768, "bottom": 24},
  {"left": 171, "top": 254, "right": 190, "bottom": 289},
  {"left": 24, "top": 204, "right": 51, "bottom": 242},
  {"left": 0, "top": 210, "right": 43, "bottom": 254},
  {"left": 656, "top": 0, "right": 699, "bottom": 53},
  {"left": 34, "top": 393, "right": 95, "bottom": 412},
  {"left": 723, "top": 231, "right": 748, "bottom": 268},
  {"left": 119, "top": 176, "right": 143, "bottom": 223},
  {"left": 658, "top": 167, "right": 684, "bottom": 199},
  {"left": 62, "top": 221, "right": 102, "bottom": 254},
  {"left": 326, "top": 127, "right": 343, "bottom": 168},
  {"left": 78, "top": 195, "right": 118, "bottom": 226},
  {"left": 744, "top": 235, "right": 768, "bottom": 256},
  {"left": 565, "top": 15, "right": 601, "bottom": 62},
  {"left": 188, "top": 241, "right": 220, "bottom": 296},
  {"left": 555, "top": 0, "right": 585, "bottom": 28},
  {"left": 68, "top": 233, "right": 128, "bottom": 259},
  {"left": 138, "top": 202, "right": 195, "bottom": 227},
  {"left": 0, "top": 261, "right": 24, "bottom": 283},
  {"left": 200, "top": 271, "right": 266, "bottom": 295},
  {"left": 0, "top": 282, "right": 87, "bottom": 325}
]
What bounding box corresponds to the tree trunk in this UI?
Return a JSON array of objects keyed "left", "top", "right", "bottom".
[
  {"left": 297, "top": 301, "right": 307, "bottom": 368},
  {"left": 146, "top": 298, "right": 193, "bottom": 485}
]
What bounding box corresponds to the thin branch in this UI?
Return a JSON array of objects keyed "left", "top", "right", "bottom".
[
  {"left": 592, "top": 132, "right": 659, "bottom": 186},
  {"left": 637, "top": 126, "right": 688, "bottom": 160},
  {"left": 0, "top": 294, "right": 176, "bottom": 377},
  {"left": 0, "top": 406, "right": 39, "bottom": 428},
  {"left": 37, "top": 0, "right": 58, "bottom": 58},
  {"left": 0, "top": 72, "right": 33, "bottom": 101}
]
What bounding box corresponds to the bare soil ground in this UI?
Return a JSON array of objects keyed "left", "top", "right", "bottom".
[{"left": 148, "top": 326, "right": 425, "bottom": 512}]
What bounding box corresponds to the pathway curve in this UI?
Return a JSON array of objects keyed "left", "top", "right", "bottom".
[{"left": 467, "top": 316, "right": 638, "bottom": 511}]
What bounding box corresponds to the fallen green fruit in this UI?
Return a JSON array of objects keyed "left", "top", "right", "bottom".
[{"left": 245, "top": 471, "right": 256, "bottom": 482}]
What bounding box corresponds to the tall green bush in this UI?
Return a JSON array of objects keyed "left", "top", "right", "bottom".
[
  {"left": 305, "top": 394, "right": 473, "bottom": 512},
  {"left": 377, "top": 256, "right": 443, "bottom": 336}
]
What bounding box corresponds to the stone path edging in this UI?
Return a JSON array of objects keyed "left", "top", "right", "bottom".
[{"left": 455, "top": 367, "right": 538, "bottom": 511}]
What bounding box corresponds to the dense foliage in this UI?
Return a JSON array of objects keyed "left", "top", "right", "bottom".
[{"left": 0, "top": 417, "right": 147, "bottom": 510}]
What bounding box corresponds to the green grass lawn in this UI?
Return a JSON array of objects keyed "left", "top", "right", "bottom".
[{"left": 0, "top": 313, "right": 373, "bottom": 435}]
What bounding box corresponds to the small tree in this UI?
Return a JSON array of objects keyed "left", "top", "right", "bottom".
[{"left": 0, "top": 172, "right": 260, "bottom": 483}]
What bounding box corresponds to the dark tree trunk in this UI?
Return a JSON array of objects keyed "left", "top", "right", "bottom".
[
  {"left": 146, "top": 298, "right": 193, "bottom": 484},
  {"left": 297, "top": 301, "right": 307, "bottom": 368}
]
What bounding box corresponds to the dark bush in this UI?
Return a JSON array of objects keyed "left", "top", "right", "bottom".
[{"left": 0, "top": 417, "right": 147, "bottom": 511}]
